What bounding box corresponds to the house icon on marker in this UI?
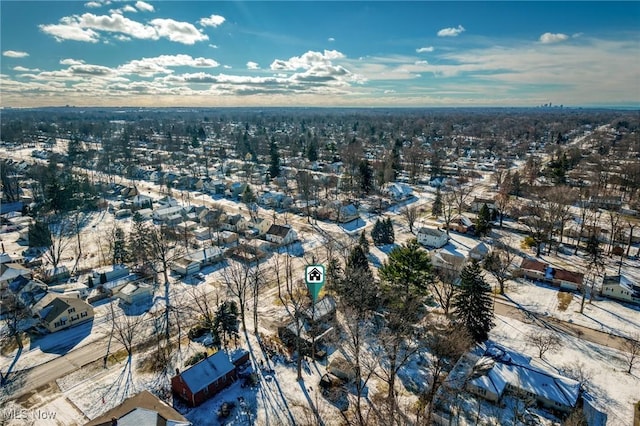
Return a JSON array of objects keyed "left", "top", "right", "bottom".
[{"left": 308, "top": 267, "right": 322, "bottom": 282}]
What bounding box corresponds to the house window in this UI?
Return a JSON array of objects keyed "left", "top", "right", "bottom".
[
  {"left": 203, "top": 386, "right": 209, "bottom": 395},
  {"left": 71, "top": 315, "right": 79, "bottom": 321},
  {"left": 54, "top": 322, "right": 61, "bottom": 328},
  {"left": 81, "top": 312, "right": 88, "bottom": 318},
  {"left": 68, "top": 307, "right": 76, "bottom": 314}
]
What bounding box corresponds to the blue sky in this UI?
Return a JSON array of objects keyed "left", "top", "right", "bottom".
[{"left": 1, "top": 1, "right": 639, "bottom": 108}]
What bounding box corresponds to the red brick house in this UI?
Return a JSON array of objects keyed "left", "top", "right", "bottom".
[{"left": 171, "top": 350, "right": 238, "bottom": 407}]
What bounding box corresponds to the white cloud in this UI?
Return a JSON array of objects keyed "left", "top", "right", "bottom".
[
  {"left": 80, "top": 13, "right": 157, "bottom": 39},
  {"left": 416, "top": 46, "right": 434, "bottom": 53},
  {"left": 2, "top": 50, "right": 29, "bottom": 58},
  {"left": 114, "top": 34, "right": 131, "bottom": 41},
  {"left": 437, "top": 25, "right": 465, "bottom": 37},
  {"left": 60, "top": 58, "right": 85, "bottom": 65},
  {"left": 13, "top": 66, "right": 40, "bottom": 72},
  {"left": 199, "top": 14, "right": 225, "bottom": 28},
  {"left": 118, "top": 54, "right": 219, "bottom": 76},
  {"left": 328, "top": 37, "right": 335, "bottom": 42},
  {"left": 270, "top": 49, "right": 345, "bottom": 71},
  {"left": 246, "top": 61, "right": 260, "bottom": 70},
  {"left": 223, "top": 65, "right": 231, "bottom": 69},
  {"left": 85, "top": 1, "right": 102, "bottom": 8},
  {"left": 40, "top": 13, "right": 208, "bottom": 45},
  {"left": 135, "top": 1, "right": 154, "bottom": 12},
  {"left": 414, "top": 60, "right": 428, "bottom": 65},
  {"left": 209, "top": 44, "right": 218, "bottom": 49},
  {"left": 150, "top": 18, "right": 208, "bottom": 44},
  {"left": 117, "top": 5, "right": 138, "bottom": 14},
  {"left": 539, "top": 32, "right": 569, "bottom": 44},
  {"left": 40, "top": 22, "right": 101, "bottom": 43}
]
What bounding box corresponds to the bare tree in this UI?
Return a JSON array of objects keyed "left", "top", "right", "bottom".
[
  {"left": 451, "top": 181, "right": 474, "bottom": 218},
  {"left": 42, "top": 216, "right": 74, "bottom": 271},
  {"left": 483, "top": 240, "right": 517, "bottom": 295},
  {"left": 527, "top": 331, "right": 562, "bottom": 359},
  {"left": 147, "top": 224, "right": 185, "bottom": 345},
  {"left": 277, "top": 253, "right": 309, "bottom": 381},
  {"left": 419, "top": 324, "right": 473, "bottom": 424},
  {"left": 441, "top": 189, "right": 457, "bottom": 236},
  {"left": 400, "top": 205, "right": 419, "bottom": 234},
  {"left": 108, "top": 303, "right": 145, "bottom": 390},
  {"left": 431, "top": 267, "right": 459, "bottom": 315},
  {"left": 621, "top": 333, "right": 640, "bottom": 374},
  {"left": 222, "top": 259, "right": 253, "bottom": 332}
]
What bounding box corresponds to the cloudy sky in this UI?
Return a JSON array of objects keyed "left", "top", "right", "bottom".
[{"left": 1, "top": 1, "right": 639, "bottom": 108}]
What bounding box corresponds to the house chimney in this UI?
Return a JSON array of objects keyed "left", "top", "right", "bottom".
[
  {"left": 175, "top": 368, "right": 180, "bottom": 375},
  {"left": 111, "top": 417, "right": 118, "bottom": 426}
]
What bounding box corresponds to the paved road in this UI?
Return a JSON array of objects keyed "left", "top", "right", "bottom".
[{"left": 493, "top": 298, "right": 632, "bottom": 351}]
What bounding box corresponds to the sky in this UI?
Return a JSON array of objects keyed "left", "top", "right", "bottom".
[{"left": 1, "top": 1, "right": 639, "bottom": 108}]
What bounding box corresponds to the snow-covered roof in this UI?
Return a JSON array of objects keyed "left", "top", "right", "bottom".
[
  {"left": 470, "top": 344, "right": 580, "bottom": 408},
  {"left": 417, "top": 227, "right": 447, "bottom": 237},
  {"left": 178, "top": 351, "right": 235, "bottom": 394}
]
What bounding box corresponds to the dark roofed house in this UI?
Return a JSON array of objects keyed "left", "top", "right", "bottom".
[
  {"left": 265, "top": 224, "right": 297, "bottom": 246},
  {"left": 552, "top": 269, "right": 584, "bottom": 291},
  {"left": 171, "top": 350, "right": 238, "bottom": 407},
  {"left": 518, "top": 258, "right": 548, "bottom": 281},
  {"left": 84, "top": 390, "right": 190, "bottom": 426}
]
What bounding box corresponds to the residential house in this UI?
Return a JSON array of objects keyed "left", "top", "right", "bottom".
[
  {"left": 171, "top": 258, "right": 200, "bottom": 277},
  {"left": 518, "top": 259, "right": 583, "bottom": 291},
  {"left": 171, "top": 351, "right": 238, "bottom": 407},
  {"left": 193, "top": 227, "right": 213, "bottom": 241},
  {"left": 431, "top": 248, "right": 466, "bottom": 272},
  {"left": 116, "top": 282, "right": 154, "bottom": 313},
  {"left": 467, "top": 344, "right": 580, "bottom": 414},
  {"left": 226, "top": 181, "right": 247, "bottom": 199},
  {"left": 471, "top": 197, "right": 497, "bottom": 213},
  {"left": 602, "top": 275, "right": 640, "bottom": 305},
  {"left": 152, "top": 205, "right": 184, "bottom": 222},
  {"left": 265, "top": 224, "right": 297, "bottom": 246},
  {"left": 44, "top": 265, "right": 71, "bottom": 283},
  {"left": 218, "top": 230, "right": 239, "bottom": 245},
  {"left": 417, "top": 227, "right": 449, "bottom": 248},
  {"left": 553, "top": 269, "right": 584, "bottom": 291},
  {"left": 220, "top": 214, "right": 247, "bottom": 233},
  {"left": 5, "top": 276, "right": 48, "bottom": 308},
  {"left": 337, "top": 203, "right": 359, "bottom": 223},
  {"left": 84, "top": 390, "right": 191, "bottom": 426},
  {"left": 382, "top": 182, "right": 413, "bottom": 201},
  {"left": 469, "top": 242, "right": 490, "bottom": 261},
  {"left": 518, "top": 258, "right": 548, "bottom": 281},
  {"left": 248, "top": 218, "right": 272, "bottom": 236},
  {"left": 132, "top": 194, "right": 153, "bottom": 209},
  {"left": 186, "top": 247, "right": 224, "bottom": 268},
  {"left": 0, "top": 262, "right": 32, "bottom": 288},
  {"left": 446, "top": 216, "right": 474, "bottom": 234},
  {"left": 35, "top": 295, "right": 94, "bottom": 332},
  {"left": 92, "top": 265, "right": 130, "bottom": 285}
]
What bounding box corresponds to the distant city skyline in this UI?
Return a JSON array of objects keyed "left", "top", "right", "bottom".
[{"left": 1, "top": 1, "right": 639, "bottom": 108}]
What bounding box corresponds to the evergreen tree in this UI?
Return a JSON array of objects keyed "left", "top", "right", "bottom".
[
  {"left": 269, "top": 139, "right": 281, "bottom": 179},
  {"left": 347, "top": 245, "right": 370, "bottom": 272},
  {"left": 379, "top": 239, "right": 433, "bottom": 304},
  {"left": 215, "top": 300, "right": 240, "bottom": 348},
  {"left": 452, "top": 261, "right": 495, "bottom": 342},
  {"left": 432, "top": 187, "right": 443, "bottom": 217},
  {"left": 371, "top": 219, "right": 385, "bottom": 246},
  {"left": 358, "top": 230, "right": 370, "bottom": 255},
  {"left": 113, "top": 227, "right": 128, "bottom": 264},
  {"left": 475, "top": 203, "right": 492, "bottom": 237},
  {"left": 339, "top": 245, "right": 376, "bottom": 310},
  {"left": 385, "top": 217, "right": 395, "bottom": 244},
  {"left": 307, "top": 138, "right": 319, "bottom": 162},
  {"left": 357, "top": 160, "right": 374, "bottom": 195},
  {"left": 128, "top": 212, "right": 152, "bottom": 266},
  {"left": 28, "top": 220, "right": 52, "bottom": 248}
]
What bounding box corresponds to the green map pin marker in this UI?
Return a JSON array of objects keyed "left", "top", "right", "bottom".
[{"left": 305, "top": 265, "right": 325, "bottom": 302}]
